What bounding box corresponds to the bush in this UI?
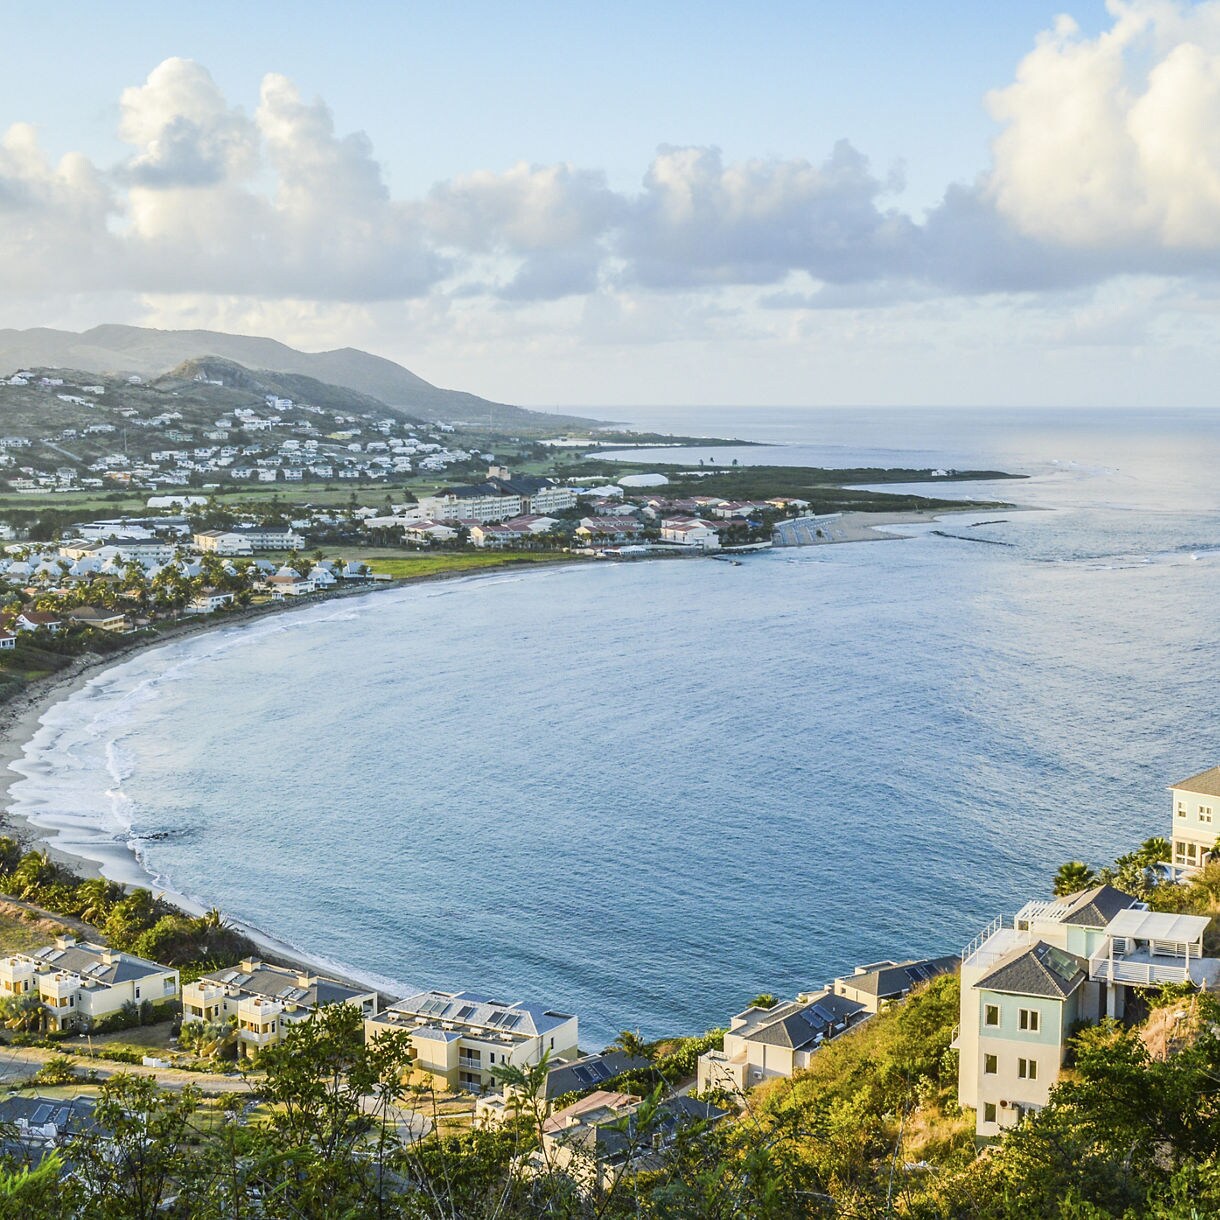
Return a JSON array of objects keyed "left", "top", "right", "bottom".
[{"left": 32, "top": 1054, "right": 78, "bottom": 1086}]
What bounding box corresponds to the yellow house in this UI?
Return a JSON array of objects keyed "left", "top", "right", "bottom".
[
  {"left": 181, "top": 958, "right": 378, "bottom": 1058},
  {"left": 0, "top": 937, "right": 179, "bottom": 1032},
  {"left": 365, "top": 988, "right": 579, "bottom": 1092}
]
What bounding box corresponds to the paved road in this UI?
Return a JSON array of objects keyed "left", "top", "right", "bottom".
[{"left": 0, "top": 1043, "right": 255, "bottom": 1095}]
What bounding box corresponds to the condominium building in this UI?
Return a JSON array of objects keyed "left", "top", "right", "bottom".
[
  {"left": 955, "top": 884, "right": 1218, "bottom": 1139},
  {"left": 1170, "top": 764, "right": 1220, "bottom": 870},
  {"left": 194, "top": 525, "right": 305, "bottom": 554},
  {"left": 0, "top": 937, "right": 179, "bottom": 1032},
  {"left": 365, "top": 988, "right": 579, "bottom": 1092},
  {"left": 182, "top": 958, "right": 378, "bottom": 1059},
  {"left": 415, "top": 485, "right": 523, "bottom": 524}
]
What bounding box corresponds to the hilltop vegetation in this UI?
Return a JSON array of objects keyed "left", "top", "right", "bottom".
[{"left": 0, "top": 323, "right": 602, "bottom": 429}]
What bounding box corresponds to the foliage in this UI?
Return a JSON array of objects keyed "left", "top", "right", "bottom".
[
  {"left": 1053, "top": 860, "right": 1096, "bottom": 896},
  {"left": 31, "top": 1054, "right": 78, "bottom": 1086}
]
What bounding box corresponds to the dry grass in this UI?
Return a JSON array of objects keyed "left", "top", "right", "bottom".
[{"left": 0, "top": 900, "right": 78, "bottom": 953}]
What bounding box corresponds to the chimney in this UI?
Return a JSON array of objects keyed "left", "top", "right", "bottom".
[{"left": 241, "top": 958, "right": 260, "bottom": 973}]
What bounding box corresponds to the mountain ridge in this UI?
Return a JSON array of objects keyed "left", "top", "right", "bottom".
[{"left": 0, "top": 324, "right": 602, "bottom": 431}]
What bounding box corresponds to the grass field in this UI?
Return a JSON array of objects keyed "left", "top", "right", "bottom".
[{"left": 0, "top": 901, "right": 82, "bottom": 954}]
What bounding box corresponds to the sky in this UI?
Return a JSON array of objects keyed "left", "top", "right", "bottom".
[{"left": 5, "top": 0, "right": 1220, "bottom": 408}]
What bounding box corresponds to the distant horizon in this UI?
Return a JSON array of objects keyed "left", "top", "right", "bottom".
[{"left": 4, "top": 4, "right": 1220, "bottom": 407}]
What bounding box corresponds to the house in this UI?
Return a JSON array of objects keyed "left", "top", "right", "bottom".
[
  {"left": 951, "top": 882, "right": 1212, "bottom": 1139},
  {"left": 475, "top": 1048, "right": 650, "bottom": 1127},
  {"left": 1170, "top": 764, "right": 1220, "bottom": 870},
  {"left": 831, "top": 956, "right": 959, "bottom": 1013},
  {"left": 0, "top": 1094, "right": 97, "bottom": 1168},
  {"left": 365, "top": 988, "right": 579, "bottom": 1093},
  {"left": 187, "top": 588, "right": 236, "bottom": 615},
  {"left": 0, "top": 937, "right": 179, "bottom": 1032},
  {"left": 696, "top": 989, "right": 867, "bottom": 1095},
  {"left": 535, "top": 1092, "right": 726, "bottom": 1194},
  {"left": 14, "top": 611, "right": 62, "bottom": 633},
  {"left": 65, "top": 606, "right": 129, "bottom": 633},
  {"left": 575, "top": 517, "right": 645, "bottom": 545},
  {"left": 0, "top": 631, "right": 14, "bottom": 650},
  {"left": 267, "top": 567, "right": 313, "bottom": 598},
  {"left": 181, "top": 958, "right": 378, "bottom": 1059},
  {"left": 401, "top": 520, "right": 459, "bottom": 544},
  {"left": 659, "top": 518, "right": 721, "bottom": 551}
]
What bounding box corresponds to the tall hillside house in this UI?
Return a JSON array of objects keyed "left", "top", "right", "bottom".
[
  {"left": 1170, "top": 764, "right": 1220, "bottom": 870},
  {"left": 182, "top": 959, "right": 378, "bottom": 1059},
  {"left": 955, "top": 883, "right": 1218, "bottom": 1139},
  {"left": 0, "top": 937, "right": 179, "bottom": 1032},
  {"left": 696, "top": 990, "right": 867, "bottom": 1096},
  {"left": 365, "top": 989, "right": 579, "bottom": 1093}
]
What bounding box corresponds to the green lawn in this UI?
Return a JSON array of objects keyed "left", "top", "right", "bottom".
[{"left": 345, "top": 551, "right": 572, "bottom": 580}]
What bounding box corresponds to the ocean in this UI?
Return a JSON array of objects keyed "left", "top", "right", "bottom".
[{"left": 8, "top": 407, "right": 1220, "bottom": 1045}]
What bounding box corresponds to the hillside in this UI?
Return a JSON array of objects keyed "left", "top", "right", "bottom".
[{"left": 0, "top": 324, "right": 602, "bottom": 431}]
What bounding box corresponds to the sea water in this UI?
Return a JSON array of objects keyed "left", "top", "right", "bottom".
[{"left": 8, "top": 407, "right": 1220, "bottom": 1044}]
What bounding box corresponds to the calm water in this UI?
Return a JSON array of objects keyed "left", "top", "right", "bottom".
[{"left": 9, "top": 408, "right": 1220, "bottom": 1045}]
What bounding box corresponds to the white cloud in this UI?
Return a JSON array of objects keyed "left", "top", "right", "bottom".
[{"left": 986, "top": 1, "right": 1220, "bottom": 251}]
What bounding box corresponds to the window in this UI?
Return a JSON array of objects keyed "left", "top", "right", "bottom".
[
  {"left": 983, "top": 1054, "right": 997, "bottom": 1075},
  {"left": 1178, "top": 802, "right": 1187, "bottom": 818},
  {"left": 984, "top": 1004, "right": 1000, "bottom": 1027},
  {"left": 983, "top": 1102, "right": 997, "bottom": 1124},
  {"left": 1017, "top": 1058, "right": 1037, "bottom": 1080},
  {"left": 1202, "top": 806, "right": 1214, "bottom": 824},
  {"left": 1019, "top": 1008, "right": 1040, "bottom": 1032}
]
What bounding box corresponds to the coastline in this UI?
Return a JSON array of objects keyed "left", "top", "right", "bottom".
[{"left": 0, "top": 504, "right": 1014, "bottom": 998}]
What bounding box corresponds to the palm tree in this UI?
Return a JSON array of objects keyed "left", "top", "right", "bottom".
[
  {"left": 1053, "top": 861, "right": 1096, "bottom": 896},
  {"left": 75, "top": 877, "right": 121, "bottom": 926},
  {"left": 1139, "top": 837, "right": 1171, "bottom": 865},
  {"left": 10, "top": 850, "right": 59, "bottom": 900},
  {"left": 608, "top": 1030, "right": 650, "bottom": 1061}
]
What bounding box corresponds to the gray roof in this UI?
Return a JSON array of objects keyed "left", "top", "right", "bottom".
[
  {"left": 976, "top": 940, "right": 1087, "bottom": 999},
  {"left": 837, "top": 955, "right": 958, "bottom": 999},
  {"left": 203, "top": 960, "right": 370, "bottom": 1011},
  {"left": 29, "top": 941, "right": 169, "bottom": 987},
  {"left": 544, "top": 1050, "right": 650, "bottom": 1099},
  {"left": 1057, "top": 884, "right": 1141, "bottom": 928},
  {"left": 1170, "top": 765, "right": 1220, "bottom": 797},
  {"left": 383, "top": 989, "right": 574, "bottom": 1040},
  {"left": 562, "top": 1096, "right": 727, "bottom": 1165},
  {"left": 738, "top": 991, "right": 865, "bottom": 1050}
]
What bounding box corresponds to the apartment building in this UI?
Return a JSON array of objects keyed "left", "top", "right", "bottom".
[
  {"left": 416, "top": 485, "right": 523, "bottom": 524},
  {"left": 955, "top": 883, "right": 1218, "bottom": 1139},
  {"left": 659, "top": 518, "right": 721, "bottom": 550},
  {"left": 182, "top": 958, "right": 378, "bottom": 1059},
  {"left": 0, "top": 937, "right": 179, "bottom": 1032},
  {"left": 365, "top": 988, "right": 579, "bottom": 1092},
  {"left": 193, "top": 525, "right": 306, "bottom": 554},
  {"left": 1170, "top": 764, "right": 1220, "bottom": 870}
]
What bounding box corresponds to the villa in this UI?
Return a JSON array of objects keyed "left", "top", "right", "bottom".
[
  {"left": 181, "top": 958, "right": 378, "bottom": 1059},
  {"left": 365, "top": 988, "right": 579, "bottom": 1093},
  {"left": 1169, "top": 764, "right": 1220, "bottom": 871},
  {"left": 65, "top": 606, "right": 130, "bottom": 633},
  {"left": 0, "top": 937, "right": 179, "bottom": 1032},
  {"left": 696, "top": 988, "right": 867, "bottom": 1096},
  {"left": 831, "top": 956, "right": 959, "bottom": 1013},
  {"left": 533, "top": 1092, "right": 726, "bottom": 1194},
  {"left": 954, "top": 882, "right": 1218, "bottom": 1138},
  {"left": 659, "top": 518, "right": 721, "bottom": 551},
  {"left": 187, "top": 587, "right": 236, "bottom": 615}
]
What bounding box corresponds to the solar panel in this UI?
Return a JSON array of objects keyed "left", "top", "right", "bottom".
[
  {"left": 456, "top": 1005, "right": 476, "bottom": 1020},
  {"left": 31, "top": 1105, "right": 52, "bottom": 1124},
  {"left": 501, "top": 1013, "right": 522, "bottom": 1030}
]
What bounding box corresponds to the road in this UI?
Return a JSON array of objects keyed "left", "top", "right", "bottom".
[{"left": 0, "top": 1042, "right": 255, "bottom": 1095}]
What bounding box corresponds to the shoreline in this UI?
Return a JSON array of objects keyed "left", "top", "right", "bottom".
[{"left": 0, "top": 504, "right": 1018, "bottom": 997}]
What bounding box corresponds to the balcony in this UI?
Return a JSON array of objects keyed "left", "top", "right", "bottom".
[
  {"left": 458, "top": 1057, "right": 484, "bottom": 1072},
  {"left": 1087, "top": 909, "right": 1220, "bottom": 989}
]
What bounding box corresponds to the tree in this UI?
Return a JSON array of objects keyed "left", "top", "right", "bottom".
[
  {"left": 1053, "top": 860, "right": 1096, "bottom": 896},
  {"left": 608, "top": 1029, "right": 651, "bottom": 1061},
  {"left": 70, "top": 1075, "right": 201, "bottom": 1220},
  {"left": 748, "top": 993, "right": 778, "bottom": 1010}
]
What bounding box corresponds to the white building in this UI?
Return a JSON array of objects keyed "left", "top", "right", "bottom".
[
  {"left": 1170, "top": 764, "right": 1220, "bottom": 871},
  {"left": 659, "top": 518, "right": 721, "bottom": 550}
]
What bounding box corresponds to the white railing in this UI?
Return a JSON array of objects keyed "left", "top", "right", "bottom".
[
  {"left": 961, "top": 915, "right": 1024, "bottom": 966},
  {"left": 1089, "top": 953, "right": 1191, "bottom": 986}
]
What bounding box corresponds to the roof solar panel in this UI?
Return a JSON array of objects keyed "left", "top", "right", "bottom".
[
  {"left": 457, "top": 1005, "right": 476, "bottom": 1019},
  {"left": 31, "top": 1105, "right": 52, "bottom": 1124}
]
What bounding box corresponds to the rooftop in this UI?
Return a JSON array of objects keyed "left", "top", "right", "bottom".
[
  {"left": 1170, "top": 765, "right": 1220, "bottom": 798},
  {"left": 976, "top": 940, "right": 1087, "bottom": 1000}
]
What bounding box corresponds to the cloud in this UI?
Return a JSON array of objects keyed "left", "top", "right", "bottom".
[
  {"left": 12, "top": 12, "right": 1220, "bottom": 324},
  {"left": 986, "top": 1, "right": 1220, "bottom": 253}
]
